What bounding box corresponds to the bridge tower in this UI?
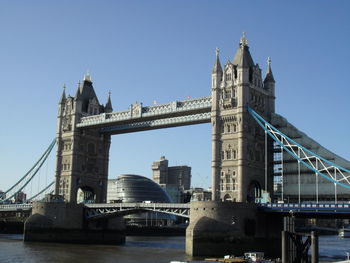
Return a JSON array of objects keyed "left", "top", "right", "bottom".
[
  {"left": 211, "top": 33, "right": 276, "bottom": 202},
  {"left": 55, "top": 75, "right": 112, "bottom": 203}
]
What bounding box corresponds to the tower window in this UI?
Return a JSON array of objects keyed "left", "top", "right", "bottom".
[
  {"left": 226, "top": 73, "right": 232, "bottom": 81},
  {"left": 227, "top": 125, "right": 231, "bottom": 133},
  {"left": 233, "top": 124, "right": 237, "bottom": 132},
  {"left": 233, "top": 150, "right": 237, "bottom": 159},
  {"left": 226, "top": 150, "right": 231, "bottom": 159}
]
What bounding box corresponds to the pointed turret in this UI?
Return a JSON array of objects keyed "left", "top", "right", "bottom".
[
  {"left": 105, "top": 91, "right": 113, "bottom": 113},
  {"left": 78, "top": 73, "right": 99, "bottom": 112},
  {"left": 60, "top": 85, "right": 66, "bottom": 104},
  {"left": 264, "top": 57, "right": 275, "bottom": 83},
  {"left": 212, "top": 48, "right": 223, "bottom": 74},
  {"left": 75, "top": 81, "right": 82, "bottom": 101},
  {"left": 232, "top": 32, "right": 255, "bottom": 68}
]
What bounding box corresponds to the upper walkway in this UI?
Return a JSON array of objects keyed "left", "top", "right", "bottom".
[{"left": 77, "top": 96, "right": 211, "bottom": 134}]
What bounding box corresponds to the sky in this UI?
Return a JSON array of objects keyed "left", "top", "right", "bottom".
[{"left": 0, "top": 1, "right": 349, "bottom": 193}]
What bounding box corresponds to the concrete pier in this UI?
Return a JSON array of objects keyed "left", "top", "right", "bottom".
[
  {"left": 186, "top": 201, "right": 282, "bottom": 257},
  {"left": 24, "top": 201, "right": 125, "bottom": 244}
]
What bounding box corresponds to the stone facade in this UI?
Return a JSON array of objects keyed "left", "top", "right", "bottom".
[
  {"left": 55, "top": 75, "right": 112, "bottom": 203},
  {"left": 211, "top": 34, "right": 275, "bottom": 202},
  {"left": 152, "top": 156, "right": 191, "bottom": 202}
]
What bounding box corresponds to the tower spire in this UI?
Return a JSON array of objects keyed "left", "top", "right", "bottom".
[
  {"left": 60, "top": 84, "right": 66, "bottom": 104},
  {"left": 264, "top": 57, "right": 275, "bottom": 83},
  {"left": 105, "top": 90, "right": 113, "bottom": 113},
  {"left": 212, "top": 47, "right": 223, "bottom": 74},
  {"left": 233, "top": 32, "right": 254, "bottom": 68},
  {"left": 240, "top": 32, "right": 248, "bottom": 47},
  {"left": 83, "top": 70, "right": 92, "bottom": 82}
]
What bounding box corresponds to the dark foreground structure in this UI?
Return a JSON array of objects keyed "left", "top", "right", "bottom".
[{"left": 24, "top": 202, "right": 125, "bottom": 244}]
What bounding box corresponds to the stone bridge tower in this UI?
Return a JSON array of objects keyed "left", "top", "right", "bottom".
[
  {"left": 211, "top": 34, "right": 275, "bottom": 202},
  {"left": 55, "top": 75, "right": 113, "bottom": 203}
]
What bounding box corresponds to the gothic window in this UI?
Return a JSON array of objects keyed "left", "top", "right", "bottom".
[
  {"left": 226, "top": 150, "right": 231, "bottom": 160},
  {"left": 227, "top": 124, "right": 231, "bottom": 133},
  {"left": 225, "top": 90, "right": 231, "bottom": 99},
  {"left": 233, "top": 150, "right": 237, "bottom": 159},
  {"left": 232, "top": 88, "right": 236, "bottom": 97},
  {"left": 233, "top": 124, "right": 237, "bottom": 132},
  {"left": 226, "top": 73, "right": 232, "bottom": 81},
  {"left": 225, "top": 175, "right": 231, "bottom": 190},
  {"left": 249, "top": 67, "right": 253, "bottom": 82},
  {"left": 221, "top": 151, "right": 225, "bottom": 160}
]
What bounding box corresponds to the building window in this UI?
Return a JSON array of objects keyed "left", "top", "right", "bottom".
[
  {"left": 226, "top": 73, "right": 232, "bottom": 81},
  {"left": 227, "top": 125, "right": 231, "bottom": 133},
  {"left": 226, "top": 150, "right": 231, "bottom": 159},
  {"left": 221, "top": 151, "right": 225, "bottom": 160},
  {"left": 233, "top": 150, "right": 237, "bottom": 159},
  {"left": 225, "top": 90, "right": 231, "bottom": 98},
  {"left": 233, "top": 124, "right": 237, "bottom": 132}
]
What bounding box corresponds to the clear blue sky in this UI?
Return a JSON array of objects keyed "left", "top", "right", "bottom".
[{"left": 1, "top": 1, "right": 349, "bottom": 192}]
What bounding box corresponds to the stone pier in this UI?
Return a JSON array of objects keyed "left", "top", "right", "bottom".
[
  {"left": 24, "top": 201, "right": 125, "bottom": 244},
  {"left": 186, "top": 201, "right": 282, "bottom": 258}
]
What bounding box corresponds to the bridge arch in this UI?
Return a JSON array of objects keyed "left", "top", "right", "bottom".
[
  {"left": 77, "top": 186, "right": 96, "bottom": 203},
  {"left": 247, "top": 180, "right": 262, "bottom": 203}
]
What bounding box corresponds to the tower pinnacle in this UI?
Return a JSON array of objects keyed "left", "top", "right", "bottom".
[
  {"left": 264, "top": 57, "right": 275, "bottom": 83},
  {"left": 212, "top": 47, "right": 223, "bottom": 74},
  {"left": 233, "top": 32, "right": 254, "bottom": 68},
  {"left": 60, "top": 84, "right": 66, "bottom": 104},
  {"left": 105, "top": 90, "right": 113, "bottom": 113},
  {"left": 240, "top": 32, "right": 248, "bottom": 47},
  {"left": 83, "top": 70, "right": 92, "bottom": 82}
]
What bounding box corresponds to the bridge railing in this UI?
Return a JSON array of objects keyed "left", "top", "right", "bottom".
[
  {"left": 78, "top": 96, "right": 211, "bottom": 127},
  {"left": 0, "top": 204, "right": 32, "bottom": 211}
]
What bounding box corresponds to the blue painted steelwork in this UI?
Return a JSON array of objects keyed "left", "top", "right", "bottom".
[
  {"left": 247, "top": 106, "right": 350, "bottom": 190},
  {"left": 259, "top": 202, "right": 350, "bottom": 214}
]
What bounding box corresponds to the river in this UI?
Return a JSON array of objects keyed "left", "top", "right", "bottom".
[{"left": 1, "top": 234, "right": 350, "bottom": 262}]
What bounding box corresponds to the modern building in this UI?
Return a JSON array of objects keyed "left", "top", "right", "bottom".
[
  {"left": 108, "top": 174, "right": 175, "bottom": 226},
  {"left": 106, "top": 179, "right": 119, "bottom": 203},
  {"left": 152, "top": 156, "right": 191, "bottom": 202},
  {"left": 272, "top": 118, "right": 350, "bottom": 202}
]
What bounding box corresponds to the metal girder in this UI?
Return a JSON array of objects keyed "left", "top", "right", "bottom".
[
  {"left": 248, "top": 107, "right": 350, "bottom": 191},
  {"left": 84, "top": 203, "right": 190, "bottom": 220}
]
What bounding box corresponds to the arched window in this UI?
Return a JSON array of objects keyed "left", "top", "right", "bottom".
[
  {"left": 226, "top": 150, "right": 231, "bottom": 159},
  {"left": 227, "top": 125, "right": 231, "bottom": 133},
  {"left": 233, "top": 150, "right": 237, "bottom": 159},
  {"left": 233, "top": 124, "right": 237, "bottom": 132}
]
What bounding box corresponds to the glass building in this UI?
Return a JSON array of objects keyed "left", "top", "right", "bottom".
[{"left": 109, "top": 174, "right": 175, "bottom": 226}]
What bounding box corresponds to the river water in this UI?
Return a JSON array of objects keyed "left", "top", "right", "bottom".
[{"left": 1, "top": 234, "right": 350, "bottom": 262}]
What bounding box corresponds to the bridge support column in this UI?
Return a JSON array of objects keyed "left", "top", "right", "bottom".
[
  {"left": 186, "top": 201, "right": 282, "bottom": 258},
  {"left": 24, "top": 201, "right": 125, "bottom": 244}
]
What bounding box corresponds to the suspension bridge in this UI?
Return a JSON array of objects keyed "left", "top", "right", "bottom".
[
  {"left": 1, "top": 35, "right": 349, "bottom": 259},
  {"left": 1, "top": 106, "right": 350, "bottom": 219}
]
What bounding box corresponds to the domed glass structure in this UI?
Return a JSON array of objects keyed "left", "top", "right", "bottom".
[
  {"left": 116, "top": 174, "right": 172, "bottom": 203},
  {"left": 114, "top": 174, "right": 175, "bottom": 226}
]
